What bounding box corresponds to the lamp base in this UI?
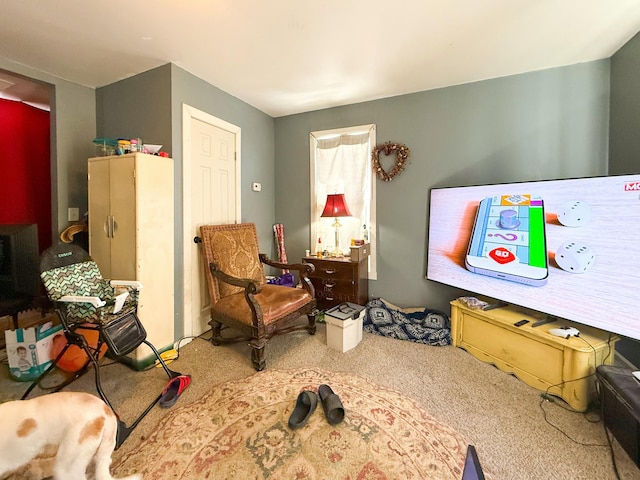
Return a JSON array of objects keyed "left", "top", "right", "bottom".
[{"left": 331, "top": 218, "right": 344, "bottom": 257}]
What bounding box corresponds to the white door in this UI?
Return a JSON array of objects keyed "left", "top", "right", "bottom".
[{"left": 182, "top": 105, "right": 241, "bottom": 338}]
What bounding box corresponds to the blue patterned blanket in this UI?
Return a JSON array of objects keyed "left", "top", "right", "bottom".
[{"left": 363, "top": 298, "right": 452, "bottom": 346}]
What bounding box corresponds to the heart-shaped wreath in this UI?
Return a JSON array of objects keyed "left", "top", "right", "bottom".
[{"left": 371, "top": 142, "right": 410, "bottom": 182}]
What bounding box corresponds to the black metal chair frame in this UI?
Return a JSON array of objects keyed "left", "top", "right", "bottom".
[{"left": 21, "top": 244, "right": 181, "bottom": 448}]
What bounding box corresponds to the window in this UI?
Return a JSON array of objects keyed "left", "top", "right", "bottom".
[{"left": 310, "top": 124, "right": 376, "bottom": 279}]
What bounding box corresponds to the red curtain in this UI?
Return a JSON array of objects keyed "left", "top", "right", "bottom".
[{"left": 0, "top": 99, "right": 51, "bottom": 253}]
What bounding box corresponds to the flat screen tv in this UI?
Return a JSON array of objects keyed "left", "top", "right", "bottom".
[{"left": 426, "top": 173, "right": 640, "bottom": 341}]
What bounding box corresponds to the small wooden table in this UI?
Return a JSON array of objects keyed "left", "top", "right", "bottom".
[{"left": 450, "top": 299, "right": 618, "bottom": 411}]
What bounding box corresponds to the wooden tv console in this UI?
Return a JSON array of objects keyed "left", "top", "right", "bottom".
[{"left": 450, "top": 299, "right": 619, "bottom": 411}]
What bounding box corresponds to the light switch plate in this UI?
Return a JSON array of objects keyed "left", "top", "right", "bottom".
[{"left": 68, "top": 207, "right": 80, "bottom": 222}]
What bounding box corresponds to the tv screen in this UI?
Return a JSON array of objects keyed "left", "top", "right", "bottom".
[{"left": 426, "top": 174, "right": 640, "bottom": 341}]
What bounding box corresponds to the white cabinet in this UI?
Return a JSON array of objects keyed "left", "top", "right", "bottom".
[{"left": 88, "top": 153, "right": 174, "bottom": 366}]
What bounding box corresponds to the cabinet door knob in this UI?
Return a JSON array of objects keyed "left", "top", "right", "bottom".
[{"left": 194, "top": 236, "right": 202, "bottom": 244}]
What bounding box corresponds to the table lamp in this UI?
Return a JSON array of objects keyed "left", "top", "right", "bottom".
[{"left": 321, "top": 193, "right": 352, "bottom": 257}]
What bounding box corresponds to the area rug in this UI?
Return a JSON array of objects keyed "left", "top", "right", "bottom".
[{"left": 113, "top": 367, "right": 469, "bottom": 479}]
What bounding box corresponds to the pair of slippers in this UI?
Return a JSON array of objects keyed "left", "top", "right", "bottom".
[
  {"left": 288, "top": 384, "right": 344, "bottom": 429},
  {"left": 159, "top": 374, "right": 191, "bottom": 408}
]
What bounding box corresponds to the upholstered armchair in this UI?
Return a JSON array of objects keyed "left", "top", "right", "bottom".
[{"left": 199, "top": 223, "right": 317, "bottom": 371}]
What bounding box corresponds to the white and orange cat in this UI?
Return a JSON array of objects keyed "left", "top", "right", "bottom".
[{"left": 0, "top": 392, "right": 141, "bottom": 480}]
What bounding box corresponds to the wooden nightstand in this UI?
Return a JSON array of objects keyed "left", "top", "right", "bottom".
[{"left": 302, "top": 256, "right": 368, "bottom": 310}]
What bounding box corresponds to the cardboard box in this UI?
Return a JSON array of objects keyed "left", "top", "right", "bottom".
[
  {"left": 349, "top": 243, "right": 370, "bottom": 262},
  {"left": 5, "top": 322, "right": 63, "bottom": 381},
  {"left": 325, "top": 302, "right": 365, "bottom": 352}
]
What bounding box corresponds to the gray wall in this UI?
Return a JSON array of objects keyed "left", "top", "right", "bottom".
[
  {"left": 96, "top": 64, "right": 275, "bottom": 336},
  {"left": 610, "top": 31, "right": 640, "bottom": 175},
  {"left": 96, "top": 64, "right": 172, "bottom": 153},
  {"left": 0, "top": 58, "right": 96, "bottom": 244},
  {"left": 275, "top": 61, "right": 611, "bottom": 313}
]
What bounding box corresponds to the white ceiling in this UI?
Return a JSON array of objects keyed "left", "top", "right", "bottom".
[
  {"left": 2, "top": 1, "right": 640, "bottom": 117},
  {"left": 0, "top": 70, "right": 51, "bottom": 110}
]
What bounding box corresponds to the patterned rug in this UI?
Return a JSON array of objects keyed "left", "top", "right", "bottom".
[{"left": 113, "top": 368, "right": 469, "bottom": 479}]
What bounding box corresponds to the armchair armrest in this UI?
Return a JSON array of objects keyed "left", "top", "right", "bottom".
[
  {"left": 258, "top": 254, "right": 315, "bottom": 297},
  {"left": 59, "top": 295, "right": 106, "bottom": 308},
  {"left": 209, "top": 262, "right": 267, "bottom": 331},
  {"left": 259, "top": 254, "right": 315, "bottom": 275},
  {"left": 209, "top": 263, "right": 262, "bottom": 294}
]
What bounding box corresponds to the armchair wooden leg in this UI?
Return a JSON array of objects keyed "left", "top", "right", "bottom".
[
  {"left": 209, "top": 320, "right": 222, "bottom": 346},
  {"left": 307, "top": 312, "right": 317, "bottom": 335},
  {"left": 250, "top": 339, "right": 266, "bottom": 371}
]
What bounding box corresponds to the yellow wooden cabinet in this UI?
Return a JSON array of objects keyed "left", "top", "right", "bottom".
[
  {"left": 450, "top": 299, "right": 618, "bottom": 411},
  {"left": 88, "top": 153, "right": 174, "bottom": 367}
]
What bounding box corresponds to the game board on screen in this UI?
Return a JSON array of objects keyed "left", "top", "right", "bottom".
[{"left": 426, "top": 174, "right": 640, "bottom": 340}]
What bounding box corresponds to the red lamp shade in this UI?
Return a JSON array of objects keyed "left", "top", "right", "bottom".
[{"left": 321, "top": 193, "right": 352, "bottom": 218}]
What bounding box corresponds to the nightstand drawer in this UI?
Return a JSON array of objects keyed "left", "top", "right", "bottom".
[
  {"left": 312, "top": 278, "right": 355, "bottom": 306},
  {"left": 303, "top": 256, "right": 368, "bottom": 310},
  {"left": 305, "top": 259, "right": 356, "bottom": 280}
]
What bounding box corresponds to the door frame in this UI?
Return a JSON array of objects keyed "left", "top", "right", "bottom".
[{"left": 181, "top": 103, "right": 241, "bottom": 338}]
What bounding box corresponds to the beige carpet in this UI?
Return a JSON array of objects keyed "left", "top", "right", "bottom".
[
  {"left": 113, "top": 367, "right": 470, "bottom": 479},
  {"left": 1, "top": 319, "right": 640, "bottom": 479}
]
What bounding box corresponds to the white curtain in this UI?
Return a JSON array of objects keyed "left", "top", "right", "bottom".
[{"left": 314, "top": 132, "right": 371, "bottom": 254}]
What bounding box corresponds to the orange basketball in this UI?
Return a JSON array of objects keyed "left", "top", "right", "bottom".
[{"left": 51, "top": 325, "right": 108, "bottom": 372}]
